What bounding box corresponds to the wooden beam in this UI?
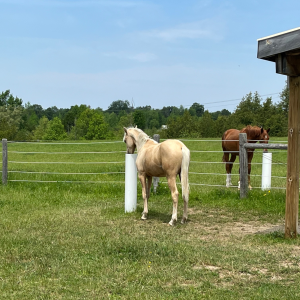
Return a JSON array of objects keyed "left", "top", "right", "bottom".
[
  {"left": 285, "top": 76, "right": 300, "bottom": 238},
  {"left": 245, "top": 143, "right": 287, "bottom": 150},
  {"left": 257, "top": 27, "right": 300, "bottom": 61},
  {"left": 276, "top": 53, "right": 300, "bottom": 76}
]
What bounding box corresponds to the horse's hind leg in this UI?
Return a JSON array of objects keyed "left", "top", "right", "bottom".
[
  {"left": 167, "top": 176, "right": 179, "bottom": 226},
  {"left": 181, "top": 193, "right": 188, "bottom": 224},
  {"left": 146, "top": 176, "right": 152, "bottom": 200}
]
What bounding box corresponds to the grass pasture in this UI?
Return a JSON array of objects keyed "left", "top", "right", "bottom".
[{"left": 1, "top": 137, "right": 300, "bottom": 299}]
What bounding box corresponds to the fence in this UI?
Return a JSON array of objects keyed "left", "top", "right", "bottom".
[
  {"left": 1, "top": 137, "right": 288, "bottom": 190},
  {"left": 239, "top": 133, "right": 288, "bottom": 198}
]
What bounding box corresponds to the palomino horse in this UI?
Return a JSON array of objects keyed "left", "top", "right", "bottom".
[
  {"left": 222, "top": 126, "right": 270, "bottom": 189},
  {"left": 123, "top": 127, "right": 190, "bottom": 226}
]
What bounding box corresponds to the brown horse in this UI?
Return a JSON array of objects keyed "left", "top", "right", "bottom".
[
  {"left": 123, "top": 127, "right": 190, "bottom": 226},
  {"left": 222, "top": 126, "right": 270, "bottom": 189}
]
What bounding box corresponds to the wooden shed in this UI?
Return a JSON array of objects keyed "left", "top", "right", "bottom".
[{"left": 257, "top": 27, "right": 300, "bottom": 238}]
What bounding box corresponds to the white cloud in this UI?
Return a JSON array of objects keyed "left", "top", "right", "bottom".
[
  {"left": 139, "top": 20, "right": 225, "bottom": 42},
  {"left": 127, "top": 53, "right": 157, "bottom": 62},
  {"left": 103, "top": 52, "right": 157, "bottom": 63}
]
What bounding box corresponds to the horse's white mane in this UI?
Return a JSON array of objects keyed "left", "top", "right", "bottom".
[{"left": 127, "top": 127, "right": 158, "bottom": 150}]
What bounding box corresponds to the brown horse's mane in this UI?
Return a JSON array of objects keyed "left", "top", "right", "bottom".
[{"left": 240, "top": 125, "right": 262, "bottom": 139}]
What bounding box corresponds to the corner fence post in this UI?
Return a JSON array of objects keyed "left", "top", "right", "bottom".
[
  {"left": 2, "top": 138, "right": 8, "bottom": 185},
  {"left": 239, "top": 133, "right": 248, "bottom": 198},
  {"left": 125, "top": 154, "right": 137, "bottom": 213},
  {"left": 152, "top": 134, "right": 160, "bottom": 193}
]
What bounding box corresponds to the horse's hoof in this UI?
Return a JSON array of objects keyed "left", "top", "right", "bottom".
[
  {"left": 168, "top": 219, "right": 176, "bottom": 226},
  {"left": 181, "top": 217, "right": 187, "bottom": 224},
  {"left": 141, "top": 213, "right": 147, "bottom": 220}
]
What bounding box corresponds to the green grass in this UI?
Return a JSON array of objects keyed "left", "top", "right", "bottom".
[{"left": 0, "top": 138, "right": 298, "bottom": 299}]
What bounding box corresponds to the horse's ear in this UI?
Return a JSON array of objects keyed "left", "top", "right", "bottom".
[
  {"left": 267, "top": 128, "right": 270, "bottom": 133},
  {"left": 260, "top": 127, "right": 264, "bottom": 134},
  {"left": 124, "top": 127, "right": 128, "bottom": 134}
]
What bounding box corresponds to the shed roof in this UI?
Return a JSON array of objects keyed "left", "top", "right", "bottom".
[{"left": 257, "top": 27, "right": 300, "bottom": 61}]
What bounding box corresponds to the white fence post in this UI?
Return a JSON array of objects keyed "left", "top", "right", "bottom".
[
  {"left": 261, "top": 152, "right": 272, "bottom": 190},
  {"left": 125, "top": 154, "right": 137, "bottom": 212}
]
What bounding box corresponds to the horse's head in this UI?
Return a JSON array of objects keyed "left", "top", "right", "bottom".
[
  {"left": 259, "top": 127, "right": 270, "bottom": 152},
  {"left": 123, "top": 127, "right": 136, "bottom": 154}
]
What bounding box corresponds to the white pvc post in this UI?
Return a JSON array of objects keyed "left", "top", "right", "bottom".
[
  {"left": 261, "top": 152, "right": 272, "bottom": 190},
  {"left": 125, "top": 154, "right": 138, "bottom": 212}
]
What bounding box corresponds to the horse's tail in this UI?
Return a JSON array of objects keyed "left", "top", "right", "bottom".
[{"left": 181, "top": 145, "right": 190, "bottom": 202}]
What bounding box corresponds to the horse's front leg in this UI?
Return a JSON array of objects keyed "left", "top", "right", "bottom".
[
  {"left": 225, "top": 154, "right": 236, "bottom": 187},
  {"left": 167, "top": 176, "right": 179, "bottom": 226},
  {"left": 139, "top": 173, "right": 148, "bottom": 220}
]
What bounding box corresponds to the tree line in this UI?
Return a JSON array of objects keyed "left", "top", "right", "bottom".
[{"left": 0, "top": 84, "right": 289, "bottom": 141}]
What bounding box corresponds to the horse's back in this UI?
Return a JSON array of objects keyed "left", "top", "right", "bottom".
[
  {"left": 222, "top": 129, "right": 240, "bottom": 153},
  {"left": 139, "top": 139, "right": 187, "bottom": 177}
]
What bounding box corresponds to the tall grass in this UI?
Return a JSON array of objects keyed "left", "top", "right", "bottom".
[{"left": 0, "top": 138, "right": 298, "bottom": 300}]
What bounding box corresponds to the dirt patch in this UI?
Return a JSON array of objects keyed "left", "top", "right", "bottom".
[{"left": 187, "top": 207, "right": 287, "bottom": 238}]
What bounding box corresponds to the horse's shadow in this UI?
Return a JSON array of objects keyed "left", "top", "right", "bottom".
[{"left": 136, "top": 207, "right": 188, "bottom": 224}]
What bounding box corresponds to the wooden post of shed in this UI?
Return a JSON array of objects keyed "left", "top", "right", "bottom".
[{"left": 258, "top": 27, "right": 300, "bottom": 238}]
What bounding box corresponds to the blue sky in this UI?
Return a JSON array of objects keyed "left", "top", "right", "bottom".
[{"left": 1, "top": 0, "right": 299, "bottom": 112}]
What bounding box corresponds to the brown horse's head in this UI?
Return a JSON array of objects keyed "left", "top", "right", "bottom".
[
  {"left": 258, "top": 127, "right": 270, "bottom": 152},
  {"left": 123, "top": 127, "right": 136, "bottom": 154}
]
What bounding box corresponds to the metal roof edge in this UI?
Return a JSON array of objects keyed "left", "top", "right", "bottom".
[{"left": 257, "top": 27, "right": 300, "bottom": 41}]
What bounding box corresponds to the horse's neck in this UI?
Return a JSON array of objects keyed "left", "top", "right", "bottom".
[
  {"left": 133, "top": 132, "right": 149, "bottom": 152},
  {"left": 135, "top": 135, "right": 157, "bottom": 152},
  {"left": 246, "top": 131, "right": 259, "bottom": 142}
]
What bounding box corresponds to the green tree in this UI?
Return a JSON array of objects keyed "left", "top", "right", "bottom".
[
  {"left": 233, "top": 92, "right": 262, "bottom": 126},
  {"left": 118, "top": 114, "right": 133, "bottom": 128},
  {"left": 33, "top": 116, "right": 49, "bottom": 140},
  {"left": 74, "top": 108, "right": 108, "bottom": 140},
  {"left": 63, "top": 104, "right": 88, "bottom": 132},
  {"left": 133, "top": 110, "right": 146, "bottom": 129},
  {"left": 43, "top": 117, "right": 67, "bottom": 140},
  {"left": 0, "top": 106, "right": 23, "bottom": 140},
  {"left": 106, "top": 100, "right": 131, "bottom": 115},
  {"left": 85, "top": 113, "right": 108, "bottom": 140},
  {"left": 0, "top": 90, "right": 23, "bottom": 107},
  {"left": 215, "top": 115, "right": 230, "bottom": 137},
  {"left": 277, "top": 82, "right": 289, "bottom": 118},
  {"left": 105, "top": 112, "right": 119, "bottom": 130},
  {"left": 189, "top": 102, "right": 204, "bottom": 117},
  {"left": 257, "top": 97, "right": 276, "bottom": 127},
  {"left": 199, "top": 111, "right": 216, "bottom": 137},
  {"left": 166, "top": 110, "right": 201, "bottom": 138}
]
